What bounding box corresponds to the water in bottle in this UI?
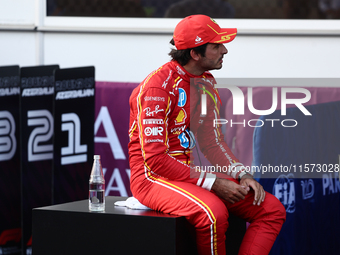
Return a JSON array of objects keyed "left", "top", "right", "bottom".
[{"left": 89, "top": 155, "right": 105, "bottom": 211}]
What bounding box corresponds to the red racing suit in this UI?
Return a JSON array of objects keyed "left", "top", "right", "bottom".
[{"left": 128, "top": 60, "right": 286, "bottom": 255}]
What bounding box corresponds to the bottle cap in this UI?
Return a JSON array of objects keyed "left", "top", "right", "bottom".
[{"left": 94, "top": 155, "right": 101, "bottom": 159}]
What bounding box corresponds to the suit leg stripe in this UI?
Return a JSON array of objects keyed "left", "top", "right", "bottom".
[
  {"left": 144, "top": 161, "right": 217, "bottom": 254},
  {"left": 156, "top": 179, "right": 218, "bottom": 255}
]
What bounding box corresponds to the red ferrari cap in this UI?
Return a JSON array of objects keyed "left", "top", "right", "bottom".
[{"left": 173, "top": 15, "right": 237, "bottom": 50}]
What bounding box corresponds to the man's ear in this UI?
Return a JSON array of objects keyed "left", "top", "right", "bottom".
[{"left": 190, "top": 49, "right": 201, "bottom": 61}]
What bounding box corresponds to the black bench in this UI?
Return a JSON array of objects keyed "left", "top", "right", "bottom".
[{"left": 32, "top": 196, "right": 245, "bottom": 255}]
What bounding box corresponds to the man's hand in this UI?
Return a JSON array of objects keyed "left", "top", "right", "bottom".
[
  {"left": 239, "top": 174, "right": 266, "bottom": 206},
  {"left": 211, "top": 177, "right": 249, "bottom": 204}
]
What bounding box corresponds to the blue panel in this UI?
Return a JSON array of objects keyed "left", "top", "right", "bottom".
[{"left": 253, "top": 101, "right": 340, "bottom": 255}]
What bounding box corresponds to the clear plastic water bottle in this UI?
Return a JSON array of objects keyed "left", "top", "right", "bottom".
[{"left": 89, "top": 155, "right": 105, "bottom": 211}]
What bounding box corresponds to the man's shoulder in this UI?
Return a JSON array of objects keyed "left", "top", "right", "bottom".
[
  {"left": 139, "top": 61, "right": 179, "bottom": 90},
  {"left": 129, "top": 62, "right": 180, "bottom": 106},
  {"left": 199, "top": 71, "right": 217, "bottom": 90}
]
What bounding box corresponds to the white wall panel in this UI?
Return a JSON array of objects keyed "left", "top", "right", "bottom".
[
  {"left": 1, "top": 0, "right": 339, "bottom": 83},
  {"left": 0, "top": 0, "right": 35, "bottom": 25},
  {"left": 43, "top": 32, "right": 340, "bottom": 83},
  {"left": 0, "top": 31, "right": 37, "bottom": 67},
  {"left": 44, "top": 32, "right": 172, "bottom": 82}
]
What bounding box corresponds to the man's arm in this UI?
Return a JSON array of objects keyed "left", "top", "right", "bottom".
[
  {"left": 196, "top": 83, "right": 266, "bottom": 204},
  {"left": 196, "top": 84, "right": 247, "bottom": 178}
]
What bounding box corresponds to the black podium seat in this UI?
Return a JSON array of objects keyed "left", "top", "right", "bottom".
[{"left": 32, "top": 196, "right": 245, "bottom": 255}]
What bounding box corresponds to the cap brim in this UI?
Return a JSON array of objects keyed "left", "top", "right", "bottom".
[{"left": 210, "top": 28, "right": 237, "bottom": 44}]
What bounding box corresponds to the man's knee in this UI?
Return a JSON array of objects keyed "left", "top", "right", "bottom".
[{"left": 265, "top": 193, "right": 286, "bottom": 224}]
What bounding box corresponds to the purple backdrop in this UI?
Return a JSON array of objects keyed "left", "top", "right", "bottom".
[{"left": 94, "top": 82, "right": 138, "bottom": 196}]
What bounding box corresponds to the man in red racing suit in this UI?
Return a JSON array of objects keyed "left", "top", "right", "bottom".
[{"left": 128, "top": 15, "right": 286, "bottom": 255}]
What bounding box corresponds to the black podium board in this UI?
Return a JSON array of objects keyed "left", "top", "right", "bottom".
[{"left": 32, "top": 196, "right": 245, "bottom": 255}]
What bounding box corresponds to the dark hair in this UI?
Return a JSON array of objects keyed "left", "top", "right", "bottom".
[{"left": 168, "top": 38, "right": 207, "bottom": 66}]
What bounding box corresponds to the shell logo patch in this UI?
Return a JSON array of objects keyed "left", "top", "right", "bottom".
[{"left": 175, "top": 109, "right": 187, "bottom": 125}]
